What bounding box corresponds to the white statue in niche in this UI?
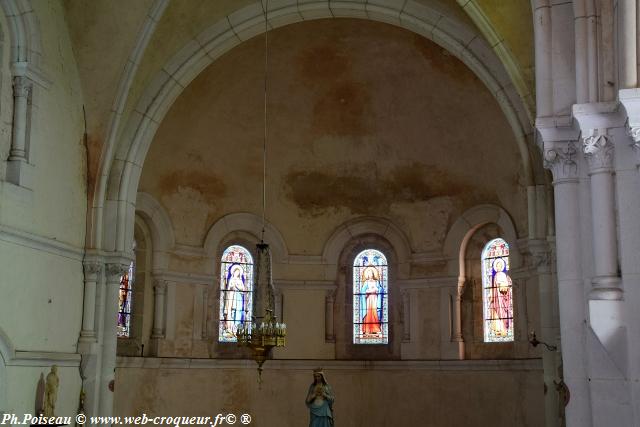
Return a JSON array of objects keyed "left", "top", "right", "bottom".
[{"left": 43, "top": 365, "right": 59, "bottom": 417}]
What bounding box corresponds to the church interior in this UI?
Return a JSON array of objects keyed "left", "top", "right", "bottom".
[{"left": 0, "top": 1, "right": 639, "bottom": 426}]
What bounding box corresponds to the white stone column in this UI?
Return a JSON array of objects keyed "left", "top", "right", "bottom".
[
  {"left": 6, "top": 76, "right": 33, "bottom": 186},
  {"left": 98, "top": 262, "right": 128, "bottom": 420},
  {"left": 78, "top": 261, "right": 102, "bottom": 347},
  {"left": 581, "top": 131, "right": 622, "bottom": 300},
  {"left": 529, "top": 239, "right": 560, "bottom": 427},
  {"left": 151, "top": 279, "right": 167, "bottom": 339},
  {"left": 325, "top": 289, "right": 335, "bottom": 342},
  {"left": 619, "top": 0, "right": 637, "bottom": 88},
  {"left": 543, "top": 140, "right": 592, "bottom": 427}
]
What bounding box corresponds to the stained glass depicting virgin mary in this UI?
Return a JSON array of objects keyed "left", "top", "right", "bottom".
[
  {"left": 482, "top": 238, "right": 514, "bottom": 342},
  {"left": 219, "top": 245, "right": 254, "bottom": 342}
]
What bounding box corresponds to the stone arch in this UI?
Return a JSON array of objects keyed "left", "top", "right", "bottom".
[
  {"left": 322, "top": 216, "right": 412, "bottom": 280},
  {"left": 203, "top": 212, "right": 289, "bottom": 265},
  {"left": 97, "top": 0, "right": 538, "bottom": 255},
  {"left": 443, "top": 204, "right": 521, "bottom": 277},
  {"left": 135, "top": 191, "right": 175, "bottom": 272},
  {"left": 332, "top": 227, "right": 403, "bottom": 360}
]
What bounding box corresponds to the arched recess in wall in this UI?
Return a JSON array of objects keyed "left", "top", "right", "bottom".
[
  {"left": 203, "top": 212, "right": 289, "bottom": 268},
  {"left": 95, "top": 0, "right": 540, "bottom": 256},
  {"left": 442, "top": 204, "right": 523, "bottom": 358},
  {"left": 135, "top": 192, "right": 175, "bottom": 273},
  {"left": 203, "top": 212, "right": 288, "bottom": 357},
  {"left": 322, "top": 216, "right": 412, "bottom": 280},
  {"left": 0, "top": 0, "right": 49, "bottom": 186},
  {"left": 322, "top": 216, "right": 410, "bottom": 359}
]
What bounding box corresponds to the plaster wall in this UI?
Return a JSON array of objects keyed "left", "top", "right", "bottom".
[
  {"left": 0, "top": 0, "right": 86, "bottom": 420},
  {"left": 139, "top": 19, "right": 528, "bottom": 256},
  {"left": 114, "top": 362, "right": 544, "bottom": 427}
]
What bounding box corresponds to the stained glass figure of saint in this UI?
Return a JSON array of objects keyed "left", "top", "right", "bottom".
[
  {"left": 353, "top": 249, "right": 388, "bottom": 344},
  {"left": 117, "top": 262, "right": 134, "bottom": 338},
  {"left": 482, "top": 238, "right": 514, "bottom": 342},
  {"left": 219, "top": 245, "right": 253, "bottom": 342}
]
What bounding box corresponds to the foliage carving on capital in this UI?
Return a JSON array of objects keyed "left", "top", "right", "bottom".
[
  {"left": 105, "top": 263, "right": 128, "bottom": 282},
  {"left": 582, "top": 131, "right": 613, "bottom": 171},
  {"left": 83, "top": 262, "right": 103, "bottom": 277},
  {"left": 544, "top": 141, "right": 578, "bottom": 180},
  {"left": 626, "top": 124, "right": 640, "bottom": 164},
  {"left": 326, "top": 288, "right": 336, "bottom": 304},
  {"left": 13, "top": 76, "right": 32, "bottom": 98},
  {"left": 153, "top": 279, "right": 167, "bottom": 294}
]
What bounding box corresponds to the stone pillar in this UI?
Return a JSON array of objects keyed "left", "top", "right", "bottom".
[
  {"left": 78, "top": 261, "right": 102, "bottom": 347},
  {"left": 529, "top": 240, "right": 560, "bottom": 427},
  {"left": 151, "top": 279, "right": 167, "bottom": 339},
  {"left": 6, "top": 76, "right": 33, "bottom": 186},
  {"left": 619, "top": 0, "right": 637, "bottom": 88},
  {"left": 98, "top": 262, "right": 128, "bottom": 420},
  {"left": 400, "top": 289, "right": 411, "bottom": 343},
  {"left": 543, "top": 140, "right": 592, "bottom": 427},
  {"left": 325, "top": 289, "right": 335, "bottom": 342},
  {"left": 450, "top": 278, "right": 464, "bottom": 358},
  {"left": 581, "top": 131, "right": 622, "bottom": 300}
]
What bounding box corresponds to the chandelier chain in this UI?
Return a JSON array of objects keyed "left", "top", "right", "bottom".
[{"left": 261, "top": 0, "right": 269, "bottom": 242}]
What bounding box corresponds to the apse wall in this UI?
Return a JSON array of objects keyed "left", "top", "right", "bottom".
[
  {"left": 0, "top": 0, "right": 85, "bottom": 418},
  {"left": 119, "top": 18, "right": 543, "bottom": 424}
]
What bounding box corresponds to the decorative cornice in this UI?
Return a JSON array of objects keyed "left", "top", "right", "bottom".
[
  {"left": 0, "top": 224, "right": 84, "bottom": 261},
  {"left": 582, "top": 131, "right": 614, "bottom": 172},
  {"left": 116, "top": 357, "right": 543, "bottom": 371},
  {"left": 543, "top": 141, "right": 579, "bottom": 181}
]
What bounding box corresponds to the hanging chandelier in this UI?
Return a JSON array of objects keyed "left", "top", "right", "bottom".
[{"left": 235, "top": 0, "right": 285, "bottom": 384}]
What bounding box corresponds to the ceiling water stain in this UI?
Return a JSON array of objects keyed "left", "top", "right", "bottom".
[
  {"left": 412, "top": 34, "right": 479, "bottom": 85},
  {"left": 158, "top": 170, "right": 226, "bottom": 202},
  {"left": 284, "top": 162, "right": 483, "bottom": 217}
]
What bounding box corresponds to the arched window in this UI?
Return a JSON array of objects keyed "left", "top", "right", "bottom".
[
  {"left": 219, "top": 245, "right": 254, "bottom": 342},
  {"left": 117, "top": 261, "right": 135, "bottom": 338},
  {"left": 482, "top": 238, "right": 514, "bottom": 342},
  {"left": 353, "top": 249, "right": 388, "bottom": 344}
]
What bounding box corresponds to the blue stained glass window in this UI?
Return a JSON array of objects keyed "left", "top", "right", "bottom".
[
  {"left": 482, "top": 238, "right": 514, "bottom": 342},
  {"left": 117, "top": 262, "right": 135, "bottom": 338},
  {"left": 353, "top": 249, "right": 388, "bottom": 344},
  {"left": 219, "top": 245, "right": 254, "bottom": 342}
]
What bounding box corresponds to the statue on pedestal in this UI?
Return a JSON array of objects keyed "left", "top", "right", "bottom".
[
  {"left": 305, "top": 368, "right": 334, "bottom": 427},
  {"left": 43, "top": 365, "right": 59, "bottom": 417}
]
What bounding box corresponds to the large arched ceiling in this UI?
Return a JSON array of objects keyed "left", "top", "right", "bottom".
[{"left": 62, "top": 0, "right": 533, "bottom": 195}]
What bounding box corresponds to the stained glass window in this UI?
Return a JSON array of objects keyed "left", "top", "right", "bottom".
[
  {"left": 117, "top": 262, "right": 135, "bottom": 338},
  {"left": 482, "top": 238, "right": 514, "bottom": 342},
  {"left": 353, "top": 249, "right": 388, "bottom": 344},
  {"left": 219, "top": 245, "right": 254, "bottom": 342}
]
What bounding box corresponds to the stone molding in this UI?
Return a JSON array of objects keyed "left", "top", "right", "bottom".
[
  {"left": 116, "top": 356, "right": 543, "bottom": 371},
  {"left": 0, "top": 224, "right": 84, "bottom": 261},
  {"left": 5, "top": 351, "right": 81, "bottom": 367}
]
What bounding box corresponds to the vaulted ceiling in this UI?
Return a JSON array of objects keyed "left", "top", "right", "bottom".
[{"left": 62, "top": 0, "right": 534, "bottom": 193}]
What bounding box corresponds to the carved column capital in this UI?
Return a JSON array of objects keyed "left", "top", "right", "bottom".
[
  {"left": 153, "top": 279, "right": 168, "bottom": 294},
  {"left": 582, "top": 130, "right": 614, "bottom": 172},
  {"left": 626, "top": 123, "right": 640, "bottom": 166},
  {"left": 13, "top": 75, "right": 32, "bottom": 98},
  {"left": 543, "top": 141, "right": 579, "bottom": 182},
  {"left": 83, "top": 261, "right": 103, "bottom": 279},
  {"left": 105, "top": 263, "right": 129, "bottom": 284}
]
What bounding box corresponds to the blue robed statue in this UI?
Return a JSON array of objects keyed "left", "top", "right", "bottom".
[{"left": 305, "top": 368, "right": 334, "bottom": 427}]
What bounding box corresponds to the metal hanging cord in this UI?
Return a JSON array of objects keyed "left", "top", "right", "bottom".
[{"left": 261, "top": 0, "right": 269, "bottom": 243}]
